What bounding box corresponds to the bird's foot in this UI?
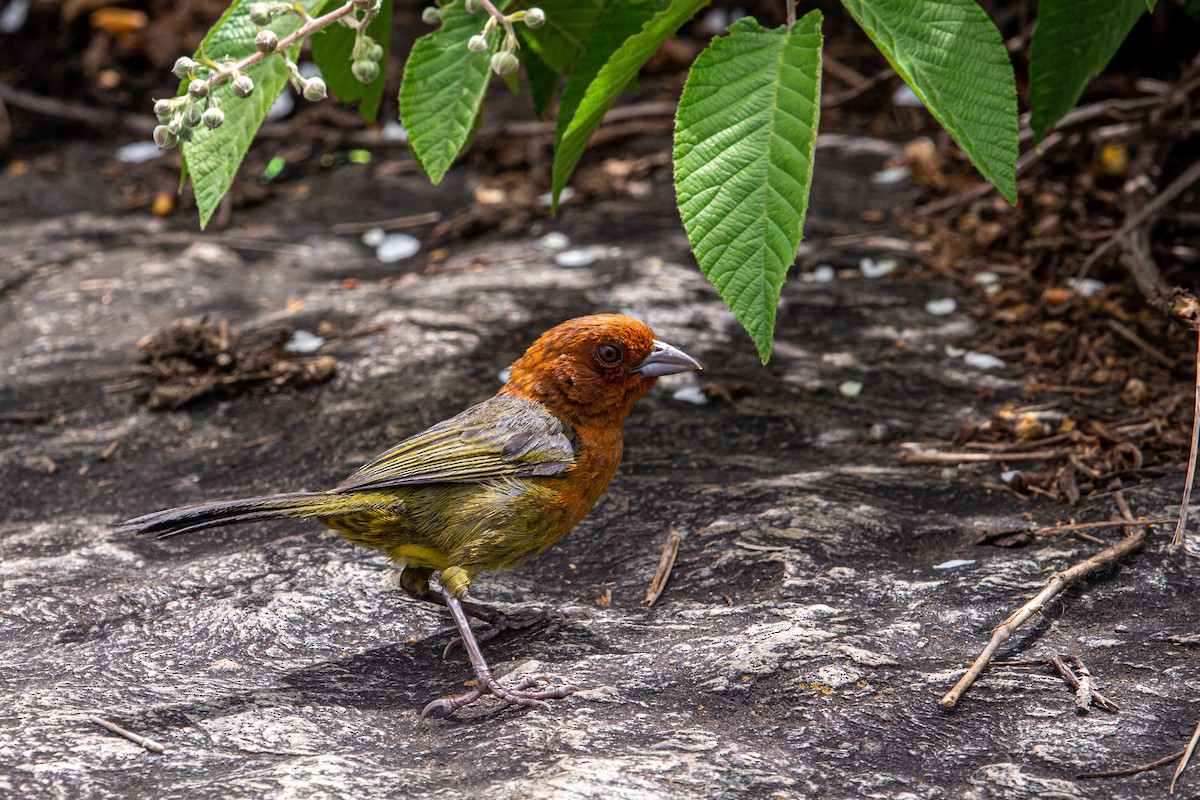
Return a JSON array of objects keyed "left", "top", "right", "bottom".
[
  {"left": 443, "top": 605, "right": 591, "bottom": 656},
  {"left": 420, "top": 673, "right": 579, "bottom": 720}
]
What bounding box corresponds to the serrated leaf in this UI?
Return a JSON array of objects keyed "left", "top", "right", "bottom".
[
  {"left": 181, "top": 0, "right": 333, "bottom": 229},
  {"left": 519, "top": 0, "right": 610, "bottom": 74},
  {"left": 312, "top": 0, "right": 393, "bottom": 123},
  {"left": 552, "top": 0, "right": 711, "bottom": 209},
  {"left": 398, "top": 3, "right": 491, "bottom": 184},
  {"left": 840, "top": 0, "right": 1018, "bottom": 204},
  {"left": 673, "top": 14, "right": 822, "bottom": 364},
  {"left": 556, "top": 0, "right": 670, "bottom": 148},
  {"left": 1028, "top": 0, "right": 1148, "bottom": 141}
]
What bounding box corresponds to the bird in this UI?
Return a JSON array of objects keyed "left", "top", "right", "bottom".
[{"left": 119, "top": 314, "right": 702, "bottom": 718}]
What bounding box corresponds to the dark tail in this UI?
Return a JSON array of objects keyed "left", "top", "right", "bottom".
[{"left": 118, "top": 492, "right": 351, "bottom": 539}]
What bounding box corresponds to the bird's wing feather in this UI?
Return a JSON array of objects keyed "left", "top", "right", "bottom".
[{"left": 332, "top": 395, "right": 577, "bottom": 492}]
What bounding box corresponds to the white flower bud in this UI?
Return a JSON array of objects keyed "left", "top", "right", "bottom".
[
  {"left": 187, "top": 79, "right": 209, "bottom": 98},
  {"left": 255, "top": 29, "right": 278, "bottom": 53},
  {"left": 202, "top": 107, "right": 225, "bottom": 129},
  {"left": 172, "top": 57, "right": 196, "bottom": 79},
  {"left": 176, "top": 124, "right": 194, "bottom": 142},
  {"left": 421, "top": 6, "right": 440, "bottom": 25},
  {"left": 352, "top": 59, "right": 380, "bottom": 84},
  {"left": 366, "top": 42, "right": 384, "bottom": 62},
  {"left": 302, "top": 77, "right": 327, "bottom": 102},
  {"left": 182, "top": 102, "right": 203, "bottom": 127},
  {"left": 248, "top": 3, "right": 272, "bottom": 24},
  {"left": 490, "top": 50, "right": 519, "bottom": 76},
  {"left": 153, "top": 125, "right": 178, "bottom": 149},
  {"left": 467, "top": 34, "right": 488, "bottom": 53},
  {"left": 153, "top": 98, "right": 175, "bottom": 123},
  {"left": 523, "top": 7, "right": 545, "bottom": 28},
  {"left": 464, "top": 0, "right": 478, "bottom": 13},
  {"left": 231, "top": 75, "right": 255, "bottom": 98}
]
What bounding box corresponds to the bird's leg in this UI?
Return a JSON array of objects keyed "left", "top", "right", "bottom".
[
  {"left": 420, "top": 585, "right": 578, "bottom": 719},
  {"left": 399, "top": 567, "right": 589, "bottom": 651}
]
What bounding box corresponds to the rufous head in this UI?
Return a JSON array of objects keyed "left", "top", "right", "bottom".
[{"left": 501, "top": 314, "right": 701, "bottom": 428}]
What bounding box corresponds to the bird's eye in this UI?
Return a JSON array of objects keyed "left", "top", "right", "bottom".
[{"left": 595, "top": 343, "right": 624, "bottom": 365}]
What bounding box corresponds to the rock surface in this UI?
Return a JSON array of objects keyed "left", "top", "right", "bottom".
[{"left": 1, "top": 140, "right": 1195, "bottom": 799}]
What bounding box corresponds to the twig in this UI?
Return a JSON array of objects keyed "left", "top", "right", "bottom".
[
  {"left": 1173, "top": 720, "right": 1200, "bottom": 794},
  {"left": 1021, "top": 517, "right": 1173, "bottom": 536},
  {"left": 1049, "top": 654, "right": 1119, "bottom": 713},
  {"left": 940, "top": 485, "right": 1147, "bottom": 709},
  {"left": 1079, "top": 749, "right": 1186, "bottom": 779},
  {"left": 1077, "top": 157, "right": 1200, "bottom": 279},
  {"left": 901, "top": 448, "right": 1070, "bottom": 464},
  {"left": 644, "top": 530, "right": 683, "bottom": 606},
  {"left": 330, "top": 211, "right": 442, "bottom": 235},
  {"left": 1174, "top": 329, "right": 1200, "bottom": 546},
  {"left": 88, "top": 715, "right": 165, "bottom": 753},
  {"left": 1105, "top": 319, "right": 1177, "bottom": 368}
]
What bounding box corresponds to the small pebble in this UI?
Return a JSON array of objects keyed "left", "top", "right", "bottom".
[
  {"left": 538, "top": 187, "right": 575, "bottom": 206},
  {"left": 116, "top": 141, "right": 164, "bottom": 164},
  {"left": 554, "top": 249, "right": 596, "bottom": 268},
  {"left": 925, "top": 298, "right": 957, "bottom": 316},
  {"left": 859, "top": 257, "right": 898, "bottom": 279},
  {"left": 892, "top": 85, "right": 924, "bottom": 108},
  {"left": 361, "top": 228, "right": 386, "bottom": 247},
  {"left": 284, "top": 330, "right": 325, "bottom": 354},
  {"left": 944, "top": 345, "right": 966, "bottom": 358},
  {"left": 973, "top": 271, "right": 1000, "bottom": 285},
  {"left": 376, "top": 233, "right": 421, "bottom": 263},
  {"left": 801, "top": 264, "right": 836, "bottom": 283},
  {"left": 381, "top": 121, "right": 408, "bottom": 142},
  {"left": 539, "top": 232, "right": 570, "bottom": 250},
  {"left": 838, "top": 380, "right": 863, "bottom": 397},
  {"left": 672, "top": 387, "right": 709, "bottom": 405},
  {"left": 497, "top": 368, "right": 512, "bottom": 384},
  {"left": 933, "top": 559, "right": 975, "bottom": 570},
  {"left": 963, "top": 351, "right": 1004, "bottom": 370},
  {"left": 266, "top": 90, "right": 294, "bottom": 121},
  {"left": 870, "top": 165, "right": 911, "bottom": 185},
  {"left": 0, "top": 0, "right": 28, "bottom": 32},
  {"left": 1067, "top": 277, "right": 1106, "bottom": 298},
  {"left": 1000, "top": 469, "right": 1021, "bottom": 484}
]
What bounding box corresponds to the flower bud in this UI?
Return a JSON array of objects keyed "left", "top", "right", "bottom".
[
  {"left": 421, "top": 6, "right": 440, "bottom": 25},
  {"left": 255, "top": 29, "right": 278, "bottom": 53},
  {"left": 302, "top": 77, "right": 328, "bottom": 102},
  {"left": 187, "top": 79, "right": 209, "bottom": 99},
  {"left": 467, "top": 34, "right": 488, "bottom": 53},
  {"left": 352, "top": 59, "right": 380, "bottom": 84},
  {"left": 248, "top": 3, "right": 272, "bottom": 24},
  {"left": 231, "top": 75, "right": 255, "bottom": 98},
  {"left": 172, "top": 57, "right": 196, "bottom": 80},
  {"left": 153, "top": 98, "right": 175, "bottom": 123},
  {"left": 202, "top": 107, "right": 225, "bottom": 129},
  {"left": 153, "top": 125, "right": 178, "bottom": 149},
  {"left": 464, "top": 0, "right": 478, "bottom": 13},
  {"left": 182, "top": 102, "right": 203, "bottom": 127},
  {"left": 365, "top": 42, "right": 384, "bottom": 62},
  {"left": 490, "top": 50, "right": 519, "bottom": 76},
  {"left": 176, "top": 124, "right": 194, "bottom": 142},
  {"left": 523, "top": 7, "right": 545, "bottom": 28}
]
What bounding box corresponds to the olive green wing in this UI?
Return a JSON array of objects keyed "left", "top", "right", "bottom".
[{"left": 331, "top": 395, "right": 577, "bottom": 493}]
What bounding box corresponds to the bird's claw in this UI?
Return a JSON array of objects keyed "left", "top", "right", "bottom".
[
  {"left": 419, "top": 674, "right": 578, "bottom": 720},
  {"left": 442, "top": 605, "right": 591, "bottom": 657}
]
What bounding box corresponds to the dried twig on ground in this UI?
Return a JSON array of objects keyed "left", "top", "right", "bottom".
[
  {"left": 1173, "top": 721, "right": 1200, "bottom": 794},
  {"left": 88, "top": 715, "right": 165, "bottom": 753},
  {"left": 1049, "top": 653, "right": 1118, "bottom": 713},
  {"left": 1079, "top": 749, "right": 1186, "bottom": 780},
  {"left": 644, "top": 530, "right": 683, "bottom": 607},
  {"left": 940, "top": 484, "right": 1147, "bottom": 709},
  {"left": 1174, "top": 329, "right": 1200, "bottom": 546}
]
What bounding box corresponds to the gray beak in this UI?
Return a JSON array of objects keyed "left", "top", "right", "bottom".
[{"left": 633, "top": 339, "right": 702, "bottom": 378}]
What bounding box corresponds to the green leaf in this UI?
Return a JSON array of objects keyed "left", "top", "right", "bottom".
[
  {"left": 1028, "top": 0, "right": 1148, "bottom": 141},
  {"left": 519, "top": 0, "right": 609, "bottom": 74},
  {"left": 520, "top": 41, "right": 560, "bottom": 119},
  {"left": 181, "top": 0, "right": 333, "bottom": 229},
  {"left": 840, "top": 0, "right": 1018, "bottom": 204},
  {"left": 673, "top": 14, "right": 822, "bottom": 364},
  {"left": 552, "top": 0, "right": 711, "bottom": 209},
  {"left": 556, "top": 0, "right": 670, "bottom": 148},
  {"left": 312, "top": 0, "right": 393, "bottom": 123},
  {"left": 398, "top": 3, "right": 491, "bottom": 184}
]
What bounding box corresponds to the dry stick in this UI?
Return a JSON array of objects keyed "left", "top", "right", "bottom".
[
  {"left": 1079, "top": 158, "right": 1200, "bottom": 279},
  {"left": 1173, "top": 721, "right": 1200, "bottom": 794},
  {"left": 644, "top": 530, "right": 683, "bottom": 607},
  {"left": 1049, "top": 654, "right": 1119, "bottom": 713},
  {"left": 1173, "top": 329, "right": 1200, "bottom": 546},
  {"left": 901, "top": 448, "right": 1070, "bottom": 465},
  {"left": 940, "top": 489, "right": 1146, "bottom": 709},
  {"left": 1034, "top": 517, "right": 1173, "bottom": 535},
  {"left": 1080, "top": 749, "right": 1187, "bottom": 780},
  {"left": 88, "top": 715, "right": 166, "bottom": 753}
]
